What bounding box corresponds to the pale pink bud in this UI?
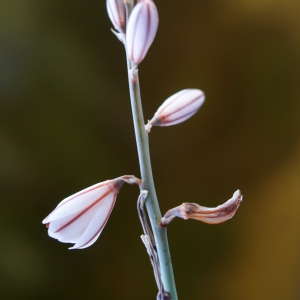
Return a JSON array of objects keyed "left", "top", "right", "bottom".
[
  {"left": 42, "top": 175, "right": 141, "bottom": 249},
  {"left": 145, "top": 89, "right": 205, "bottom": 133},
  {"left": 126, "top": 0, "right": 159, "bottom": 64},
  {"left": 106, "top": 0, "right": 126, "bottom": 32},
  {"left": 160, "top": 190, "right": 242, "bottom": 226}
]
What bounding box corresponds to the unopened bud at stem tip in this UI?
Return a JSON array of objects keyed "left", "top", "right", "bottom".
[
  {"left": 126, "top": 0, "right": 159, "bottom": 64},
  {"left": 106, "top": 0, "right": 126, "bottom": 33}
]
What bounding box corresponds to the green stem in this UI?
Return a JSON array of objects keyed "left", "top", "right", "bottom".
[
  {"left": 123, "top": 3, "right": 178, "bottom": 298},
  {"left": 124, "top": 0, "right": 178, "bottom": 300},
  {"left": 127, "top": 68, "right": 178, "bottom": 300}
]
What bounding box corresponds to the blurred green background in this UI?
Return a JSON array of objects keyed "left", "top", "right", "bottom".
[{"left": 1, "top": 0, "right": 300, "bottom": 299}]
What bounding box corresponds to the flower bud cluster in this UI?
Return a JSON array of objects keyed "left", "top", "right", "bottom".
[{"left": 107, "top": 0, "right": 159, "bottom": 64}]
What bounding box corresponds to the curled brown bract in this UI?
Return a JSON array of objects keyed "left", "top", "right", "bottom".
[{"left": 160, "top": 190, "right": 243, "bottom": 227}]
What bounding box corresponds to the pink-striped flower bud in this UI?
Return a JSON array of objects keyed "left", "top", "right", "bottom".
[
  {"left": 160, "top": 190, "right": 243, "bottom": 226},
  {"left": 126, "top": 0, "right": 159, "bottom": 64},
  {"left": 106, "top": 0, "right": 126, "bottom": 32},
  {"left": 145, "top": 89, "right": 205, "bottom": 133},
  {"left": 42, "top": 175, "right": 141, "bottom": 249}
]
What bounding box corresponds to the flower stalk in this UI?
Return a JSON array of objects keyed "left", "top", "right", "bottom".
[
  {"left": 124, "top": 2, "right": 177, "bottom": 298},
  {"left": 126, "top": 56, "right": 178, "bottom": 300}
]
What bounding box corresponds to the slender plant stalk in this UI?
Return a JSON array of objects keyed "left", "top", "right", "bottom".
[
  {"left": 124, "top": 21, "right": 178, "bottom": 300},
  {"left": 123, "top": 2, "right": 177, "bottom": 298},
  {"left": 126, "top": 65, "right": 178, "bottom": 300}
]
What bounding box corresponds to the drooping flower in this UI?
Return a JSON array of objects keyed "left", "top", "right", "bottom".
[
  {"left": 145, "top": 89, "right": 205, "bottom": 133},
  {"left": 106, "top": 0, "right": 126, "bottom": 32},
  {"left": 42, "top": 175, "right": 141, "bottom": 249},
  {"left": 160, "top": 190, "right": 243, "bottom": 226},
  {"left": 126, "top": 0, "right": 159, "bottom": 64}
]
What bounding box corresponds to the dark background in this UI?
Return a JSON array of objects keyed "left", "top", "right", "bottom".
[{"left": 1, "top": 0, "right": 300, "bottom": 299}]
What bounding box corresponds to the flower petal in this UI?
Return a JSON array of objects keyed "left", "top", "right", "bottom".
[
  {"left": 42, "top": 175, "right": 141, "bottom": 249},
  {"left": 146, "top": 89, "right": 205, "bottom": 132},
  {"left": 106, "top": 0, "right": 126, "bottom": 32},
  {"left": 48, "top": 195, "right": 112, "bottom": 243},
  {"left": 42, "top": 181, "right": 116, "bottom": 224},
  {"left": 69, "top": 193, "right": 117, "bottom": 249},
  {"left": 126, "top": 0, "right": 159, "bottom": 64}
]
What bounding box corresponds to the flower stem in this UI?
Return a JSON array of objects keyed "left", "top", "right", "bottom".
[{"left": 124, "top": 23, "right": 178, "bottom": 300}]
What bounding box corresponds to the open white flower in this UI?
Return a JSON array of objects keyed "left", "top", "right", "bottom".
[
  {"left": 42, "top": 175, "right": 141, "bottom": 249},
  {"left": 145, "top": 89, "right": 205, "bottom": 133}
]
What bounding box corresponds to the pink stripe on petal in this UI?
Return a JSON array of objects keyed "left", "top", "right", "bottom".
[
  {"left": 43, "top": 181, "right": 116, "bottom": 223},
  {"left": 148, "top": 89, "right": 205, "bottom": 128},
  {"left": 70, "top": 194, "right": 117, "bottom": 249},
  {"left": 57, "top": 181, "right": 112, "bottom": 207},
  {"left": 54, "top": 188, "right": 114, "bottom": 233},
  {"left": 140, "top": 3, "right": 151, "bottom": 61},
  {"left": 48, "top": 210, "right": 90, "bottom": 242},
  {"left": 159, "top": 111, "right": 196, "bottom": 126},
  {"left": 126, "top": 0, "right": 158, "bottom": 64},
  {"left": 43, "top": 175, "right": 141, "bottom": 249},
  {"left": 157, "top": 90, "right": 188, "bottom": 115},
  {"left": 161, "top": 94, "right": 204, "bottom": 119},
  {"left": 106, "top": 0, "right": 126, "bottom": 31},
  {"left": 48, "top": 193, "right": 116, "bottom": 243}
]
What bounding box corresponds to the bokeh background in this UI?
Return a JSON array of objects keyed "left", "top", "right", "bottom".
[{"left": 1, "top": 0, "right": 300, "bottom": 299}]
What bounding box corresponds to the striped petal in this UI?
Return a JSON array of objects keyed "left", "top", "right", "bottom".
[
  {"left": 43, "top": 181, "right": 115, "bottom": 223},
  {"left": 70, "top": 192, "right": 117, "bottom": 249},
  {"left": 106, "top": 0, "right": 126, "bottom": 32},
  {"left": 42, "top": 175, "right": 141, "bottom": 249},
  {"left": 126, "top": 0, "right": 159, "bottom": 64},
  {"left": 145, "top": 89, "right": 205, "bottom": 133}
]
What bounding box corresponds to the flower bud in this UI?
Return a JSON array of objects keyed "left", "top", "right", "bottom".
[
  {"left": 42, "top": 175, "right": 141, "bottom": 249},
  {"left": 145, "top": 89, "right": 205, "bottom": 133},
  {"left": 160, "top": 190, "right": 242, "bottom": 226},
  {"left": 126, "top": 0, "right": 159, "bottom": 64},
  {"left": 106, "top": 0, "right": 126, "bottom": 32}
]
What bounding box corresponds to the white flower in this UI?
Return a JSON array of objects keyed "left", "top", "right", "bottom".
[
  {"left": 42, "top": 175, "right": 141, "bottom": 249},
  {"left": 145, "top": 89, "right": 205, "bottom": 133},
  {"left": 106, "top": 0, "right": 126, "bottom": 32},
  {"left": 126, "top": 0, "right": 159, "bottom": 64}
]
